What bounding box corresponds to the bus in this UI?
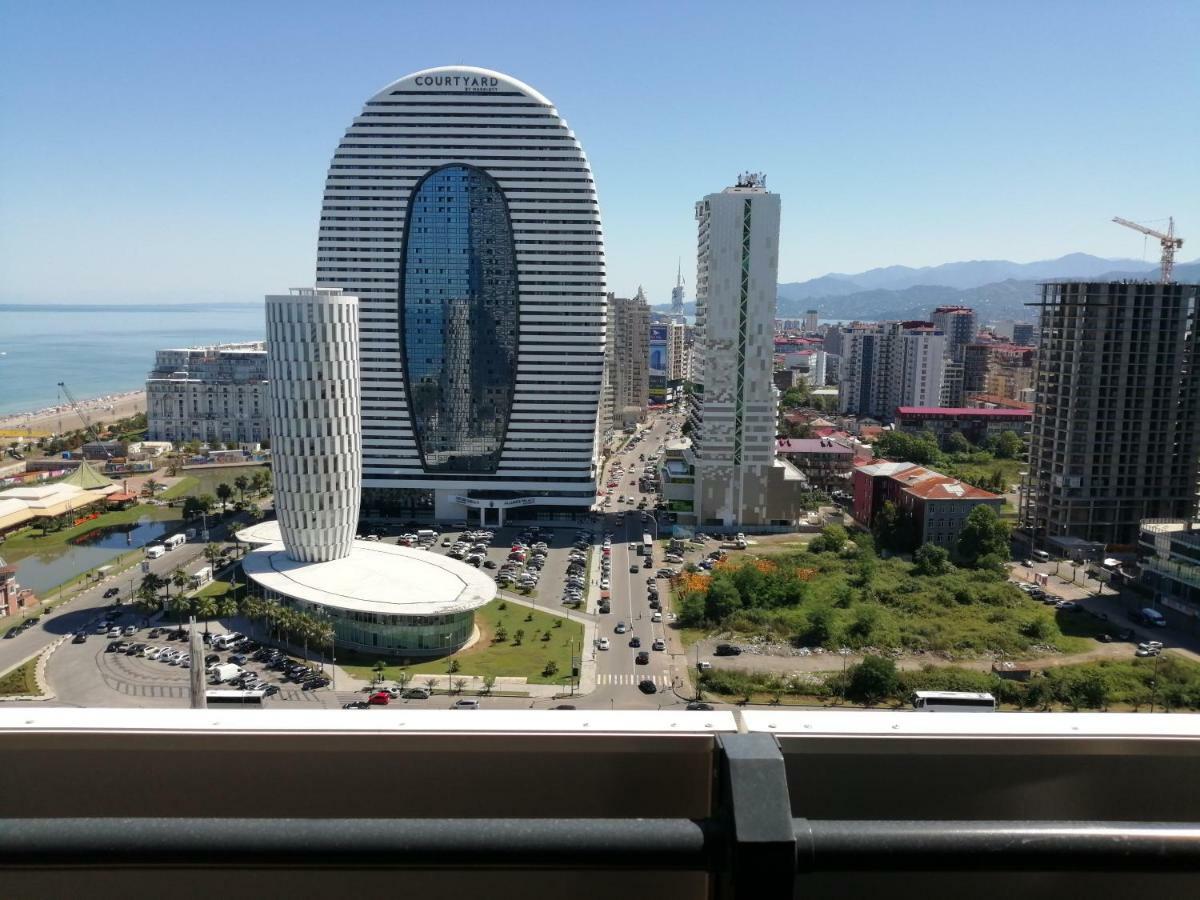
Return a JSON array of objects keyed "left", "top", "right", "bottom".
[
  {"left": 163, "top": 533, "right": 187, "bottom": 551},
  {"left": 206, "top": 689, "right": 266, "bottom": 705},
  {"left": 912, "top": 691, "right": 996, "bottom": 712},
  {"left": 640, "top": 533, "right": 653, "bottom": 557}
]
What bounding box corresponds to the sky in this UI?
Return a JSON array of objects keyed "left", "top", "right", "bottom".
[{"left": 1, "top": 0, "right": 1197, "bottom": 305}]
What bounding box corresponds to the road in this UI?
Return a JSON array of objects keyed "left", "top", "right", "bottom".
[
  {"left": 0, "top": 515, "right": 243, "bottom": 678},
  {"left": 587, "top": 410, "right": 691, "bottom": 708}
]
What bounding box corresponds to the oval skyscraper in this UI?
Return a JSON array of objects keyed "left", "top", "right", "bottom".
[{"left": 317, "top": 66, "right": 606, "bottom": 525}]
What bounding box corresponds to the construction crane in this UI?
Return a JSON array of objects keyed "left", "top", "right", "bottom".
[
  {"left": 1112, "top": 216, "right": 1185, "bottom": 283},
  {"left": 57, "top": 381, "right": 113, "bottom": 461}
]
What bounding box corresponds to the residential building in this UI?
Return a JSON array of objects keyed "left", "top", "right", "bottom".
[
  {"left": 940, "top": 361, "right": 964, "bottom": 407},
  {"left": 315, "top": 66, "right": 605, "bottom": 523},
  {"left": 984, "top": 344, "right": 1036, "bottom": 402},
  {"left": 804, "top": 309, "right": 819, "bottom": 333},
  {"left": 649, "top": 323, "right": 669, "bottom": 406},
  {"left": 145, "top": 342, "right": 268, "bottom": 446},
  {"left": 837, "top": 321, "right": 945, "bottom": 421},
  {"left": 1012, "top": 322, "right": 1036, "bottom": 346},
  {"left": 775, "top": 438, "right": 853, "bottom": 493},
  {"left": 667, "top": 320, "right": 690, "bottom": 398},
  {"left": 1021, "top": 281, "right": 1200, "bottom": 547},
  {"left": 687, "top": 173, "right": 808, "bottom": 527},
  {"left": 608, "top": 290, "right": 650, "bottom": 424},
  {"left": 930, "top": 305, "right": 976, "bottom": 364},
  {"left": 852, "top": 459, "right": 1003, "bottom": 549},
  {"left": 962, "top": 342, "right": 994, "bottom": 396},
  {"left": 896, "top": 406, "right": 1032, "bottom": 448},
  {"left": 0, "top": 555, "right": 39, "bottom": 619}
]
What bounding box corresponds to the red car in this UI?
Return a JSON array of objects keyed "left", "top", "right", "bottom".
[{"left": 368, "top": 691, "right": 391, "bottom": 706}]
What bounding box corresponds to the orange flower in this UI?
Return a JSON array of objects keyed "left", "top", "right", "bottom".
[{"left": 794, "top": 567, "right": 817, "bottom": 582}]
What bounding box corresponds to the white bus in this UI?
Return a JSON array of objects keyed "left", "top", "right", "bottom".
[
  {"left": 205, "top": 689, "right": 266, "bottom": 705},
  {"left": 144, "top": 544, "right": 166, "bottom": 559},
  {"left": 163, "top": 534, "right": 187, "bottom": 551},
  {"left": 912, "top": 691, "right": 997, "bottom": 712}
]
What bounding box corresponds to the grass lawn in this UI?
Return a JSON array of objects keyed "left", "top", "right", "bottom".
[
  {"left": 195, "top": 579, "right": 232, "bottom": 599},
  {"left": 159, "top": 477, "right": 197, "bottom": 500},
  {"left": 0, "top": 503, "right": 181, "bottom": 555},
  {"left": 170, "top": 465, "right": 267, "bottom": 501},
  {"left": 339, "top": 599, "right": 583, "bottom": 686},
  {"left": 0, "top": 659, "right": 40, "bottom": 697},
  {"left": 949, "top": 458, "right": 1025, "bottom": 492}
]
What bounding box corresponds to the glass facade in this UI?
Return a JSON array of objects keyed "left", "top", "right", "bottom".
[{"left": 400, "top": 164, "right": 519, "bottom": 474}]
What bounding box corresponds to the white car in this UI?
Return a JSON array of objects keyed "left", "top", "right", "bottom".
[
  {"left": 652, "top": 638, "right": 666, "bottom": 651},
  {"left": 599, "top": 579, "right": 610, "bottom": 590},
  {"left": 597, "top": 637, "right": 610, "bottom": 650},
  {"left": 651, "top": 612, "right": 662, "bottom": 622},
  {"left": 144, "top": 647, "right": 163, "bottom": 660}
]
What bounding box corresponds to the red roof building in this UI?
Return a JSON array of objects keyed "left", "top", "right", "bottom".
[{"left": 896, "top": 406, "right": 1031, "bottom": 448}]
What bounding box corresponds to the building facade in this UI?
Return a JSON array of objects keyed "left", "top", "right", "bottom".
[
  {"left": 1021, "top": 281, "right": 1200, "bottom": 547},
  {"left": 852, "top": 460, "right": 1003, "bottom": 549},
  {"left": 687, "top": 174, "right": 807, "bottom": 528},
  {"left": 775, "top": 438, "right": 853, "bottom": 493},
  {"left": 146, "top": 343, "right": 268, "bottom": 446},
  {"left": 667, "top": 320, "right": 690, "bottom": 395},
  {"left": 983, "top": 344, "right": 1036, "bottom": 402},
  {"left": 836, "top": 322, "right": 945, "bottom": 421},
  {"left": 609, "top": 290, "right": 650, "bottom": 423},
  {"left": 931, "top": 305, "right": 976, "bottom": 364},
  {"left": 1138, "top": 520, "right": 1200, "bottom": 625},
  {"left": 316, "top": 66, "right": 605, "bottom": 524},
  {"left": 1012, "top": 322, "right": 1036, "bottom": 346},
  {"left": 265, "top": 288, "right": 362, "bottom": 563},
  {"left": 804, "top": 309, "right": 819, "bottom": 333}
]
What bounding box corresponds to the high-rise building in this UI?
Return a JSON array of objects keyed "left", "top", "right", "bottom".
[
  {"left": 146, "top": 343, "right": 268, "bottom": 446},
  {"left": 1021, "top": 281, "right": 1200, "bottom": 547},
  {"left": 962, "top": 341, "right": 994, "bottom": 396},
  {"left": 667, "top": 320, "right": 690, "bottom": 391},
  {"left": 1012, "top": 322, "right": 1036, "bottom": 346},
  {"left": 836, "top": 322, "right": 945, "bottom": 421},
  {"left": 688, "top": 173, "right": 807, "bottom": 527},
  {"left": 264, "top": 288, "right": 362, "bottom": 563},
  {"left": 608, "top": 290, "right": 650, "bottom": 424},
  {"left": 804, "top": 309, "right": 819, "bottom": 333},
  {"left": 931, "top": 305, "right": 977, "bottom": 364},
  {"left": 316, "top": 66, "right": 605, "bottom": 524},
  {"left": 983, "top": 344, "right": 1035, "bottom": 402},
  {"left": 670, "top": 261, "right": 686, "bottom": 318}
]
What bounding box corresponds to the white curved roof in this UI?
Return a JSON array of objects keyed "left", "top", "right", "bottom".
[
  {"left": 371, "top": 65, "right": 553, "bottom": 106},
  {"left": 242, "top": 539, "right": 496, "bottom": 617},
  {"left": 235, "top": 519, "right": 284, "bottom": 546}
]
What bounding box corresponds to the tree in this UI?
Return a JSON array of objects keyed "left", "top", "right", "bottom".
[
  {"left": 233, "top": 475, "right": 250, "bottom": 503},
  {"left": 913, "top": 543, "right": 951, "bottom": 576},
  {"left": 447, "top": 658, "right": 461, "bottom": 675},
  {"left": 372, "top": 660, "right": 386, "bottom": 686},
  {"left": 396, "top": 670, "right": 413, "bottom": 692},
  {"left": 846, "top": 655, "right": 899, "bottom": 705},
  {"left": 993, "top": 430, "right": 1025, "bottom": 460},
  {"left": 872, "top": 501, "right": 912, "bottom": 553},
  {"left": 193, "top": 595, "right": 217, "bottom": 635},
  {"left": 453, "top": 677, "right": 468, "bottom": 694},
  {"left": 542, "top": 660, "right": 559, "bottom": 678},
  {"left": 945, "top": 431, "right": 972, "bottom": 454},
  {"left": 813, "top": 524, "right": 849, "bottom": 554},
  {"left": 494, "top": 624, "right": 509, "bottom": 643},
  {"left": 424, "top": 677, "right": 438, "bottom": 694},
  {"left": 704, "top": 576, "right": 742, "bottom": 624},
  {"left": 482, "top": 673, "right": 497, "bottom": 695},
  {"left": 203, "top": 542, "right": 222, "bottom": 569},
  {"left": 144, "top": 477, "right": 160, "bottom": 497},
  {"left": 182, "top": 494, "right": 215, "bottom": 520},
  {"left": 215, "top": 482, "right": 233, "bottom": 513},
  {"left": 513, "top": 629, "right": 525, "bottom": 646},
  {"left": 874, "top": 431, "right": 941, "bottom": 466},
  {"left": 250, "top": 468, "right": 270, "bottom": 497},
  {"left": 955, "top": 505, "right": 1010, "bottom": 567}
]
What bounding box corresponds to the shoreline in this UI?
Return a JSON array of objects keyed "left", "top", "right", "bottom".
[{"left": 0, "top": 390, "right": 147, "bottom": 434}]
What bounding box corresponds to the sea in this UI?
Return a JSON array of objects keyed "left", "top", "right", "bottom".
[{"left": 0, "top": 303, "right": 266, "bottom": 415}]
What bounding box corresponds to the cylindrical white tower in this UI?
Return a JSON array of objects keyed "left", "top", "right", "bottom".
[{"left": 265, "top": 287, "right": 361, "bottom": 563}]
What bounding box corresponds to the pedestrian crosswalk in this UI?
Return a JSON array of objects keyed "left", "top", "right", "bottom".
[{"left": 596, "top": 673, "right": 675, "bottom": 687}]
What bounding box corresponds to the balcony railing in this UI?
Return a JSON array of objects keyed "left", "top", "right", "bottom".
[{"left": 0, "top": 709, "right": 1197, "bottom": 897}]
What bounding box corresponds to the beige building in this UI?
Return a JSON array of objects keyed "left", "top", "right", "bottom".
[
  {"left": 607, "top": 290, "right": 650, "bottom": 426},
  {"left": 146, "top": 342, "right": 268, "bottom": 446}
]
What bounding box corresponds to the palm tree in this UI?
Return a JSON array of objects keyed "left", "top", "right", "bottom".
[
  {"left": 193, "top": 595, "right": 217, "bottom": 635},
  {"left": 144, "top": 477, "right": 159, "bottom": 498},
  {"left": 167, "top": 594, "right": 190, "bottom": 630},
  {"left": 250, "top": 468, "right": 270, "bottom": 497},
  {"left": 203, "top": 542, "right": 222, "bottom": 569},
  {"left": 241, "top": 596, "right": 264, "bottom": 638},
  {"left": 217, "top": 594, "right": 239, "bottom": 629},
  {"left": 170, "top": 567, "right": 190, "bottom": 603},
  {"left": 215, "top": 482, "right": 233, "bottom": 513},
  {"left": 312, "top": 619, "right": 335, "bottom": 675},
  {"left": 233, "top": 475, "right": 250, "bottom": 504}
]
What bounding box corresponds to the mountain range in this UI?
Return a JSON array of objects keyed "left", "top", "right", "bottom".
[{"left": 651, "top": 254, "right": 1200, "bottom": 323}]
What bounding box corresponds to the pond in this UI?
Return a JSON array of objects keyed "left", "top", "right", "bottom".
[{"left": 7, "top": 516, "right": 180, "bottom": 596}]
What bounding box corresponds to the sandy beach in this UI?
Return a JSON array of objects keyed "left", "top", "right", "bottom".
[{"left": 0, "top": 390, "right": 147, "bottom": 435}]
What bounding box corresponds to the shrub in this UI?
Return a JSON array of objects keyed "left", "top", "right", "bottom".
[{"left": 846, "top": 655, "right": 899, "bottom": 705}]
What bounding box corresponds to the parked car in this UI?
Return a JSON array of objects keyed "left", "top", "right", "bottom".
[
  {"left": 103, "top": 587, "right": 120, "bottom": 598},
  {"left": 452, "top": 699, "right": 480, "bottom": 710},
  {"left": 122, "top": 625, "right": 136, "bottom": 636},
  {"left": 368, "top": 691, "right": 391, "bottom": 706},
  {"left": 686, "top": 702, "right": 714, "bottom": 711},
  {"left": 696, "top": 661, "right": 713, "bottom": 671},
  {"left": 635, "top": 651, "right": 650, "bottom": 665},
  {"left": 714, "top": 643, "right": 741, "bottom": 656},
  {"left": 343, "top": 701, "right": 370, "bottom": 709},
  {"left": 402, "top": 688, "right": 431, "bottom": 700}
]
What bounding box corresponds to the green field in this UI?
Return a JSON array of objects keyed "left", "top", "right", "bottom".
[
  {"left": 677, "top": 537, "right": 1094, "bottom": 660},
  {"left": 0, "top": 659, "right": 39, "bottom": 697},
  {"left": 946, "top": 458, "right": 1024, "bottom": 492},
  {"left": 339, "top": 599, "right": 584, "bottom": 686},
  {"left": 161, "top": 465, "right": 267, "bottom": 502}
]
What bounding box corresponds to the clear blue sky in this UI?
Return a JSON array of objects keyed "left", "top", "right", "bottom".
[{"left": 1, "top": 0, "right": 1197, "bottom": 305}]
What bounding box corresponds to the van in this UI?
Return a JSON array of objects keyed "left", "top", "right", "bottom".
[
  {"left": 1031, "top": 550, "right": 1051, "bottom": 563},
  {"left": 1138, "top": 608, "right": 1167, "bottom": 628},
  {"left": 144, "top": 545, "right": 166, "bottom": 559}
]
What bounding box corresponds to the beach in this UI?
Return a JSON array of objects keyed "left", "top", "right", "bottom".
[{"left": 0, "top": 390, "right": 147, "bottom": 435}]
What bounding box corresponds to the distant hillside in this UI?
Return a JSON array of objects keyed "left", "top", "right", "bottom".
[{"left": 649, "top": 258, "right": 1200, "bottom": 322}]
